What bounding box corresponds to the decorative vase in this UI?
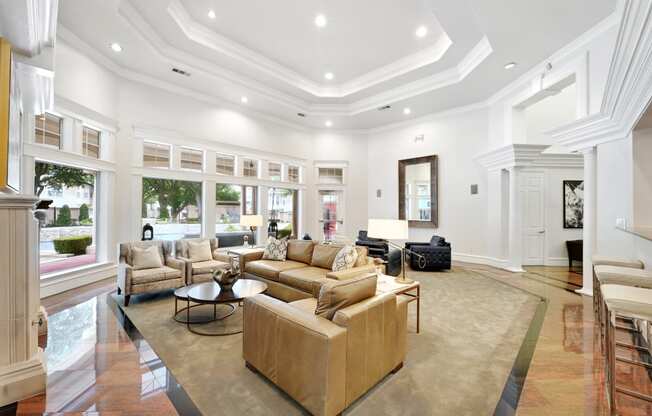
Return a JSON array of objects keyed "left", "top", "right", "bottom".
[{"left": 212, "top": 268, "right": 238, "bottom": 290}]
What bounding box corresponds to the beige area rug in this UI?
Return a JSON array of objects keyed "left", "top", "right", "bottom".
[{"left": 112, "top": 265, "right": 542, "bottom": 416}]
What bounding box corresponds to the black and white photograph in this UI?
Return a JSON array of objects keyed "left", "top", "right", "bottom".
[{"left": 563, "top": 180, "right": 584, "bottom": 229}]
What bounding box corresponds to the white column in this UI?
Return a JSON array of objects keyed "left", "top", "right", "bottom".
[
  {"left": 507, "top": 166, "right": 525, "bottom": 272},
  {"left": 0, "top": 195, "right": 46, "bottom": 406},
  {"left": 203, "top": 180, "right": 216, "bottom": 239},
  {"left": 578, "top": 147, "right": 597, "bottom": 296}
]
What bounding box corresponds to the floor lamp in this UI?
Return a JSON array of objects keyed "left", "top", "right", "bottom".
[
  {"left": 240, "top": 214, "right": 263, "bottom": 247},
  {"left": 368, "top": 218, "right": 425, "bottom": 284}
]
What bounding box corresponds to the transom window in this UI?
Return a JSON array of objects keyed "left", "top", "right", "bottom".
[
  {"left": 216, "top": 154, "right": 235, "bottom": 176},
  {"left": 143, "top": 142, "right": 170, "bottom": 168},
  {"left": 318, "top": 167, "right": 344, "bottom": 184},
  {"left": 288, "top": 165, "right": 300, "bottom": 183},
  {"left": 242, "top": 158, "right": 258, "bottom": 177},
  {"left": 34, "top": 113, "right": 62, "bottom": 148},
  {"left": 82, "top": 126, "right": 100, "bottom": 159},
  {"left": 180, "top": 147, "right": 203, "bottom": 171},
  {"left": 268, "top": 162, "right": 282, "bottom": 181}
]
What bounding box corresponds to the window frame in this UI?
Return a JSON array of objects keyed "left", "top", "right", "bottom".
[
  {"left": 142, "top": 141, "right": 171, "bottom": 169},
  {"left": 288, "top": 165, "right": 300, "bottom": 183},
  {"left": 317, "top": 167, "right": 344, "bottom": 184},
  {"left": 242, "top": 158, "right": 258, "bottom": 178},
  {"left": 268, "top": 162, "right": 282, "bottom": 181},
  {"left": 82, "top": 126, "right": 101, "bottom": 159},
  {"left": 216, "top": 153, "right": 236, "bottom": 176},
  {"left": 179, "top": 147, "right": 204, "bottom": 172},
  {"left": 34, "top": 112, "right": 62, "bottom": 149}
]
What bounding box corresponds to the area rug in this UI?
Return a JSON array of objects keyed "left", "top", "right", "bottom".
[{"left": 112, "top": 265, "right": 542, "bottom": 416}]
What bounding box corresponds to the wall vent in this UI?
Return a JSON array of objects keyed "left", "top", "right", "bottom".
[
  {"left": 377, "top": 105, "right": 391, "bottom": 111},
  {"left": 172, "top": 68, "right": 191, "bottom": 77},
  {"left": 297, "top": 113, "right": 306, "bottom": 117}
]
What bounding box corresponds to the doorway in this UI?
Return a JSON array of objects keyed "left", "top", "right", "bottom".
[{"left": 521, "top": 172, "right": 546, "bottom": 265}]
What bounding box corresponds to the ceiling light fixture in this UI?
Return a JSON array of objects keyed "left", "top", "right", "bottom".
[
  {"left": 403, "top": 107, "right": 411, "bottom": 115},
  {"left": 208, "top": 9, "right": 216, "bottom": 19},
  {"left": 110, "top": 42, "right": 122, "bottom": 52},
  {"left": 315, "top": 14, "right": 327, "bottom": 28},
  {"left": 415, "top": 26, "right": 428, "bottom": 38},
  {"left": 241, "top": 96, "right": 248, "bottom": 104},
  {"left": 504, "top": 62, "right": 517, "bottom": 70},
  {"left": 324, "top": 72, "right": 334, "bottom": 80},
  {"left": 325, "top": 120, "right": 333, "bottom": 127}
]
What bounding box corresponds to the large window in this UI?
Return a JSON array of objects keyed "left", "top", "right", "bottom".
[
  {"left": 242, "top": 158, "right": 258, "bottom": 177},
  {"left": 268, "top": 188, "right": 297, "bottom": 239},
  {"left": 34, "top": 161, "right": 97, "bottom": 276},
  {"left": 143, "top": 142, "right": 170, "bottom": 168},
  {"left": 180, "top": 147, "right": 203, "bottom": 171},
  {"left": 268, "top": 162, "right": 282, "bottom": 181},
  {"left": 34, "top": 113, "right": 62, "bottom": 148},
  {"left": 216, "top": 154, "right": 235, "bottom": 176},
  {"left": 82, "top": 126, "right": 100, "bottom": 159},
  {"left": 142, "top": 178, "right": 202, "bottom": 240},
  {"left": 215, "top": 184, "right": 257, "bottom": 233}
]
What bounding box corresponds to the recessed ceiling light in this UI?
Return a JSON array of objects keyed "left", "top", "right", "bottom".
[
  {"left": 403, "top": 107, "right": 411, "bottom": 115},
  {"left": 315, "top": 14, "right": 327, "bottom": 28},
  {"left": 324, "top": 72, "right": 334, "bottom": 80},
  {"left": 110, "top": 42, "right": 122, "bottom": 52},
  {"left": 325, "top": 120, "right": 333, "bottom": 127},
  {"left": 504, "top": 62, "right": 517, "bottom": 70},
  {"left": 415, "top": 26, "right": 428, "bottom": 38},
  {"left": 241, "top": 96, "right": 248, "bottom": 104},
  {"left": 208, "top": 9, "right": 216, "bottom": 19}
]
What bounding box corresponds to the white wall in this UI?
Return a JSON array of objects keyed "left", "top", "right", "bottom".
[
  {"left": 632, "top": 128, "right": 652, "bottom": 226},
  {"left": 525, "top": 84, "right": 577, "bottom": 145},
  {"left": 366, "top": 109, "right": 489, "bottom": 258}
]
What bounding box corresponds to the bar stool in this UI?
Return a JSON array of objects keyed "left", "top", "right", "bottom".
[
  {"left": 595, "top": 266, "right": 652, "bottom": 352},
  {"left": 592, "top": 255, "right": 644, "bottom": 313},
  {"left": 601, "top": 284, "right": 652, "bottom": 414}
]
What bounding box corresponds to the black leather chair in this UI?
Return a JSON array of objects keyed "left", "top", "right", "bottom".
[
  {"left": 405, "top": 235, "right": 451, "bottom": 271},
  {"left": 215, "top": 231, "right": 255, "bottom": 248},
  {"left": 355, "top": 230, "right": 402, "bottom": 276}
]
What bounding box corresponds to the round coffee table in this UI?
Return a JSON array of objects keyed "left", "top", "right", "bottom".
[
  {"left": 185, "top": 279, "right": 267, "bottom": 336},
  {"left": 173, "top": 284, "right": 223, "bottom": 324}
]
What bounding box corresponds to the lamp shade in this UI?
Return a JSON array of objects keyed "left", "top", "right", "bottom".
[
  {"left": 367, "top": 219, "right": 408, "bottom": 240},
  {"left": 240, "top": 214, "right": 263, "bottom": 228}
]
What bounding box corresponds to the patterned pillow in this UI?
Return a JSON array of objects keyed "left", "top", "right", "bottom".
[
  {"left": 332, "top": 245, "right": 359, "bottom": 272},
  {"left": 262, "top": 236, "right": 288, "bottom": 261}
]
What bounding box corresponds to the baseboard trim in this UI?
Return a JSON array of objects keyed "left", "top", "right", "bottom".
[
  {"left": 452, "top": 252, "right": 521, "bottom": 272},
  {"left": 0, "top": 353, "right": 46, "bottom": 407},
  {"left": 575, "top": 287, "right": 593, "bottom": 297},
  {"left": 40, "top": 263, "right": 117, "bottom": 298}
]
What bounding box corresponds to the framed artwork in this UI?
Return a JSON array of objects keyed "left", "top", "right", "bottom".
[
  {"left": 563, "top": 180, "right": 584, "bottom": 229},
  {"left": 0, "top": 38, "right": 20, "bottom": 193}
]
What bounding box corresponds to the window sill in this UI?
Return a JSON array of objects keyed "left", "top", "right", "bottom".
[{"left": 40, "top": 261, "right": 116, "bottom": 298}]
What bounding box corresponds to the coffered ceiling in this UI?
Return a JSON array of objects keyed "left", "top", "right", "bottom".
[{"left": 56, "top": 0, "right": 615, "bottom": 130}]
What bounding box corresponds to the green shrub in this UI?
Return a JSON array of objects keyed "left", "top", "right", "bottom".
[
  {"left": 53, "top": 235, "right": 92, "bottom": 255},
  {"left": 277, "top": 226, "right": 292, "bottom": 240},
  {"left": 55, "top": 205, "right": 72, "bottom": 226},
  {"left": 79, "top": 203, "right": 89, "bottom": 222},
  {"left": 80, "top": 218, "right": 93, "bottom": 226}
]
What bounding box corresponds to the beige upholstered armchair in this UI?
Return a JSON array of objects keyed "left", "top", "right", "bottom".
[
  {"left": 117, "top": 240, "right": 185, "bottom": 306},
  {"left": 175, "top": 238, "right": 231, "bottom": 284},
  {"left": 243, "top": 277, "right": 408, "bottom": 416}
]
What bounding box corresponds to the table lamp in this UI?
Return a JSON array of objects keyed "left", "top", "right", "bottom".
[
  {"left": 368, "top": 218, "right": 425, "bottom": 284},
  {"left": 240, "top": 214, "right": 263, "bottom": 247}
]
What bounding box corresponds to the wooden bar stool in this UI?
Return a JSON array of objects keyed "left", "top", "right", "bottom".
[
  {"left": 601, "top": 284, "right": 652, "bottom": 414},
  {"left": 592, "top": 255, "right": 644, "bottom": 313},
  {"left": 595, "top": 266, "right": 652, "bottom": 352}
]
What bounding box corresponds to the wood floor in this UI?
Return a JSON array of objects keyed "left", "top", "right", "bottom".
[{"left": 19, "top": 265, "right": 652, "bottom": 415}]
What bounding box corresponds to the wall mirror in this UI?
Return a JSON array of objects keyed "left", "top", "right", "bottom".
[{"left": 398, "top": 155, "right": 438, "bottom": 228}]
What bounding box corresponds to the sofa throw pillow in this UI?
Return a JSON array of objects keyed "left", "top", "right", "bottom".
[
  {"left": 188, "top": 240, "right": 213, "bottom": 262},
  {"left": 132, "top": 245, "right": 163, "bottom": 270},
  {"left": 332, "top": 245, "right": 359, "bottom": 272},
  {"left": 315, "top": 273, "right": 377, "bottom": 320},
  {"left": 262, "top": 236, "right": 288, "bottom": 261}
]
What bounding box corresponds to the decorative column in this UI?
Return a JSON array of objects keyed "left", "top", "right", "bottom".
[
  {"left": 0, "top": 195, "right": 46, "bottom": 406},
  {"left": 507, "top": 166, "right": 525, "bottom": 272},
  {"left": 202, "top": 180, "right": 216, "bottom": 239},
  {"left": 578, "top": 147, "right": 597, "bottom": 296}
]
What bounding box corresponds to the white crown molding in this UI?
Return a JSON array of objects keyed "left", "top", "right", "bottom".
[
  {"left": 167, "top": 0, "right": 453, "bottom": 98},
  {"left": 54, "top": 94, "right": 119, "bottom": 133},
  {"left": 550, "top": 0, "right": 652, "bottom": 151},
  {"left": 475, "top": 144, "right": 583, "bottom": 171}
]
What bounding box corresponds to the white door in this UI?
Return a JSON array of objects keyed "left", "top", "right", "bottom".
[
  {"left": 521, "top": 173, "right": 546, "bottom": 265},
  {"left": 317, "top": 190, "right": 344, "bottom": 241}
]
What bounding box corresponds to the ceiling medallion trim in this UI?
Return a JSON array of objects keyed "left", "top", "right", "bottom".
[{"left": 166, "top": 0, "right": 453, "bottom": 98}]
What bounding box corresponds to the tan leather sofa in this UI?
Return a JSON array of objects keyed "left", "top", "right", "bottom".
[
  {"left": 243, "top": 278, "right": 408, "bottom": 416},
  {"left": 240, "top": 240, "right": 376, "bottom": 302},
  {"left": 175, "top": 238, "right": 232, "bottom": 284},
  {"left": 117, "top": 240, "right": 185, "bottom": 306}
]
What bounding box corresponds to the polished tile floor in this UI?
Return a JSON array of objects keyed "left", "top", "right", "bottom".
[{"left": 17, "top": 265, "right": 652, "bottom": 415}]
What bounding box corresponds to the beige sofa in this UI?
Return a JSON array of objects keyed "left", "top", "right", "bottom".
[
  {"left": 240, "top": 240, "right": 376, "bottom": 302},
  {"left": 117, "top": 240, "right": 185, "bottom": 306},
  {"left": 175, "top": 238, "right": 232, "bottom": 284},
  {"left": 243, "top": 275, "right": 408, "bottom": 416}
]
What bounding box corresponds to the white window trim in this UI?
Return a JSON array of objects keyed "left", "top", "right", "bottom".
[{"left": 178, "top": 146, "right": 204, "bottom": 172}]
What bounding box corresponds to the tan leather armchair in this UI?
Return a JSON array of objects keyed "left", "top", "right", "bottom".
[
  {"left": 243, "top": 291, "right": 408, "bottom": 416},
  {"left": 175, "top": 238, "right": 231, "bottom": 284},
  {"left": 117, "top": 240, "right": 185, "bottom": 306}
]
